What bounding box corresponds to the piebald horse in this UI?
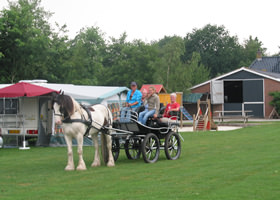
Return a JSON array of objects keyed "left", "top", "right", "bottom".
[{"left": 52, "top": 93, "right": 115, "bottom": 170}]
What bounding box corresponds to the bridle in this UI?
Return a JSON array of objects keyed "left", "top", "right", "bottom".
[
  {"left": 52, "top": 96, "right": 111, "bottom": 136},
  {"left": 53, "top": 102, "right": 70, "bottom": 121}
]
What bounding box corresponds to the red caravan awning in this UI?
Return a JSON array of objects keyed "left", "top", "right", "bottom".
[{"left": 0, "top": 82, "right": 58, "bottom": 97}]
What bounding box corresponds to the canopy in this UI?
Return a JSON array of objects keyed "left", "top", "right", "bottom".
[
  {"left": 0, "top": 82, "right": 58, "bottom": 97},
  {"left": 183, "top": 93, "right": 203, "bottom": 103}
]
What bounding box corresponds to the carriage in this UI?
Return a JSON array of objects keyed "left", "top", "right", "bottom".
[
  {"left": 53, "top": 93, "right": 182, "bottom": 170},
  {"left": 110, "top": 110, "right": 182, "bottom": 163}
]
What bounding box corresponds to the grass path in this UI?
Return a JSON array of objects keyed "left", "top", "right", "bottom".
[{"left": 0, "top": 122, "right": 280, "bottom": 199}]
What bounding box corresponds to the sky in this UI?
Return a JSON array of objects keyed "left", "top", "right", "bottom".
[{"left": 1, "top": 0, "right": 280, "bottom": 55}]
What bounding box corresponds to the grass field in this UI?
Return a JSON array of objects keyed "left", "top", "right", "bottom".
[{"left": 1, "top": 122, "right": 280, "bottom": 200}]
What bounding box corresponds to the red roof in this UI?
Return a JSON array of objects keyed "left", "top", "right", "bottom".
[
  {"left": 0, "top": 82, "right": 58, "bottom": 97},
  {"left": 140, "top": 84, "right": 167, "bottom": 93}
]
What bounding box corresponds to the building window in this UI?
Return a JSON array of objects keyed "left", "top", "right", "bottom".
[{"left": 0, "top": 98, "right": 18, "bottom": 114}]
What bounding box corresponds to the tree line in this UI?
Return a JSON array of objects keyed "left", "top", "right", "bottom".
[{"left": 0, "top": 0, "right": 276, "bottom": 93}]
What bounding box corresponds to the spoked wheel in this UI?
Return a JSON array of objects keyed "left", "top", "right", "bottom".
[
  {"left": 164, "top": 131, "right": 181, "bottom": 160},
  {"left": 141, "top": 133, "right": 160, "bottom": 163},
  {"left": 124, "top": 137, "right": 141, "bottom": 160},
  {"left": 111, "top": 137, "right": 120, "bottom": 161}
]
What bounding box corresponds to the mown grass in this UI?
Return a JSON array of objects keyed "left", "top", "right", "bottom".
[{"left": 1, "top": 122, "right": 280, "bottom": 200}]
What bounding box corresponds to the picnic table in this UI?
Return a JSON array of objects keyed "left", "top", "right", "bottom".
[{"left": 215, "top": 110, "right": 253, "bottom": 124}]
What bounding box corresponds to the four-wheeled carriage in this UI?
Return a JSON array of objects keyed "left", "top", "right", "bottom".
[{"left": 111, "top": 115, "right": 182, "bottom": 163}]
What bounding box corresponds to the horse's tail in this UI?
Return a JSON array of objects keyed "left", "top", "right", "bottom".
[{"left": 106, "top": 106, "right": 113, "bottom": 130}]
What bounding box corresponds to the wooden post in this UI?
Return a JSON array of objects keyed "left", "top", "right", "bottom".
[
  {"left": 180, "top": 108, "right": 183, "bottom": 128},
  {"left": 193, "top": 114, "right": 196, "bottom": 131}
]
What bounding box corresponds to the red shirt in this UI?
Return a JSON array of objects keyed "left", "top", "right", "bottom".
[{"left": 163, "top": 102, "right": 180, "bottom": 118}]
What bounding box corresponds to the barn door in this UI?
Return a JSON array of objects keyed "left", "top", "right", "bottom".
[
  {"left": 243, "top": 80, "right": 264, "bottom": 117},
  {"left": 211, "top": 80, "right": 224, "bottom": 104}
]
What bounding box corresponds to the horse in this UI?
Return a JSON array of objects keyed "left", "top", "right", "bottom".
[{"left": 52, "top": 93, "right": 115, "bottom": 170}]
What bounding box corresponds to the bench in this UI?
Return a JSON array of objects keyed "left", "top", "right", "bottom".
[{"left": 214, "top": 110, "right": 253, "bottom": 124}]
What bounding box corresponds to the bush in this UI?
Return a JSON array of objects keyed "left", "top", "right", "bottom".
[{"left": 269, "top": 91, "right": 280, "bottom": 114}]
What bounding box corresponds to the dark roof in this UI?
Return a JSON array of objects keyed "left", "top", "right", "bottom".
[
  {"left": 251, "top": 69, "right": 280, "bottom": 79},
  {"left": 249, "top": 56, "right": 280, "bottom": 73}
]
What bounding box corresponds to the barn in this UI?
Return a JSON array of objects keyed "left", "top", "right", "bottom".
[{"left": 190, "top": 66, "right": 280, "bottom": 118}]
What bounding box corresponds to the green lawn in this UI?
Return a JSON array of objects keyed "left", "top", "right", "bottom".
[{"left": 1, "top": 122, "right": 280, "bottom": 200}]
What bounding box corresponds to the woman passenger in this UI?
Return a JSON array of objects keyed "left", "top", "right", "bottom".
[{"left": 138, "top": 86, "right": 160, "bottom": 125}]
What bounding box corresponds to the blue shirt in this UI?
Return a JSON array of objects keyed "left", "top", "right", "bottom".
[{"left": 126, "top": 89, "right": 142, "bottom": 108}]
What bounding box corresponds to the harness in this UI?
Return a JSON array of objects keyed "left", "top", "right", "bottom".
[{"left": 60, "top": 104, "right": 110, "bottom": 136}]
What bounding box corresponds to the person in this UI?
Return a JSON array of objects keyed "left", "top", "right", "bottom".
[
  {"left": 141, "top": 89, "right": 148, "bottom": 111},
  {"left": 138, "top": 86, "right": 160, "bottom": 125},
  {"left": 120, "top": 81, "right": 142, "bottom": 122},
  {"left": 141, "top": 89, "right": 148, "bottom": 104},
  {"left": 160, "top": 93, "right": 180, "bottom": 123}
]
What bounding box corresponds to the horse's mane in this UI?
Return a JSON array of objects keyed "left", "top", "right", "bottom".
[
  {"left": 56, "top": 95, "right": 74, "bottom": 115},
  {"left": 54, "top": 94, "right": 84, "bottom": 117}
]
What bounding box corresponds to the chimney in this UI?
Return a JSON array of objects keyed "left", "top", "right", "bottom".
[{"left": 257, "top": 49, "right": 262, "bottom": 61}]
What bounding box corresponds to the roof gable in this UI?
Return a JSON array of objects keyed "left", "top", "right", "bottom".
[
  {"left": 191, "top": 67, "right": 280, "bottom": 90},
  {"left": 218, "top": 70, "right": 263, "bottom": 80}
]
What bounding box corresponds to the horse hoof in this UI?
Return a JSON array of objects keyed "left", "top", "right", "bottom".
[
  {"left": 65, "top": 166, "right": 75, "bottom": 171},
  {"left": 76, "top": 166, "right": 87, "bottom": 171},
  {"left": 91, "top": 162, "right": 101, "bottom": 167},
  {"left": 107, "top": 161, "right": 115, "bottom": 167}
]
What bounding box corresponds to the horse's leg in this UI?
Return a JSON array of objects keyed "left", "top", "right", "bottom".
[
  {"left": 76, "top": 133, "right": 87, "bottom": 171},
  {"left": 91, "top": 132, "right": 101, "bottom": 167},
  {"left": 64, "top": 135, "right": 75, "bottom": 171},
  {"left": 105, "top": 134, "right": 115, "bottom": 167}
]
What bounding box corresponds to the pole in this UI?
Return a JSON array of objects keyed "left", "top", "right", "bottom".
[{"left": 19, "top": 97, "right": 30, "bottom": 150}]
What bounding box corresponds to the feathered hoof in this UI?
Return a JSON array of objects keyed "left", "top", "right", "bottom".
[
  {"left": 65, "top": 165, "right": 75, "bottom": 171},
  {"left": 76, "top": 165, "right": 87, "bottom": 171},
  {"left": 107, "top": 161, "right": 115, "bottom": 167},
  {"left": 91, "top": 162, "right": 101, "bottom": 167}
]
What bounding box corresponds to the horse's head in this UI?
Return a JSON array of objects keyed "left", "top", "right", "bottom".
[{"left": 52, "top": 92, "right": 74, "bottom": 125}]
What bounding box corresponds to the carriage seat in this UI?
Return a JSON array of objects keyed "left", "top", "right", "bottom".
[{"left": 146, "top": 111, "right": 180, "bottom": 128}]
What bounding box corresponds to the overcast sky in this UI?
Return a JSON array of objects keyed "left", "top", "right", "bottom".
[{"left": 1, "top": 0, "right": 280, "bottom": 55}]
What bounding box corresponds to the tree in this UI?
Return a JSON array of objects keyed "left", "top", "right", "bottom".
[
  {"left": 239, "top": 36, "right": 267, "bottom": 67},
  {"left": 64, "top": 26, "right": 106, "bottom": 85},
  {"left": 102, "top": 33, "right": 157, "bottom": 86},
  {"left": 183, "top": 24, "right": 243, "bottom": 77},
  {"left": 0, "top": 0, "right": 53, "bottom": 83},
  {"left": 44, "top": 23, "right": 71, "bottom": 83},
  {"left": 169, "top": 52, "right": 210, "bottom": 93},
  {"left": 152, "top": 36, "right": 185, "bottom": 91}
]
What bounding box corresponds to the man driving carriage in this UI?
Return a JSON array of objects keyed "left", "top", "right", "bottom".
[{"left": 120, "top": 81, "right": 142, "bottom": 122}]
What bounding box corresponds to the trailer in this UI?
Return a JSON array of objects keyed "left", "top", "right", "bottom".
[{"left": 0, "top": 96, "right": 55, "bottom": 147}]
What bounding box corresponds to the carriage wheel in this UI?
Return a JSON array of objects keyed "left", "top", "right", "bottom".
[
  {"left": 164, "top": 131, "right": 181, "bottom": 160},
  {"left": 111, "top": 137, "right": 120, "bottom": 162},
  {"left": 124, "top": 138, "right": 141, "bottom": 160},
  {"left": 141, "top": 133, "right": 160, "bottom": 163}
]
